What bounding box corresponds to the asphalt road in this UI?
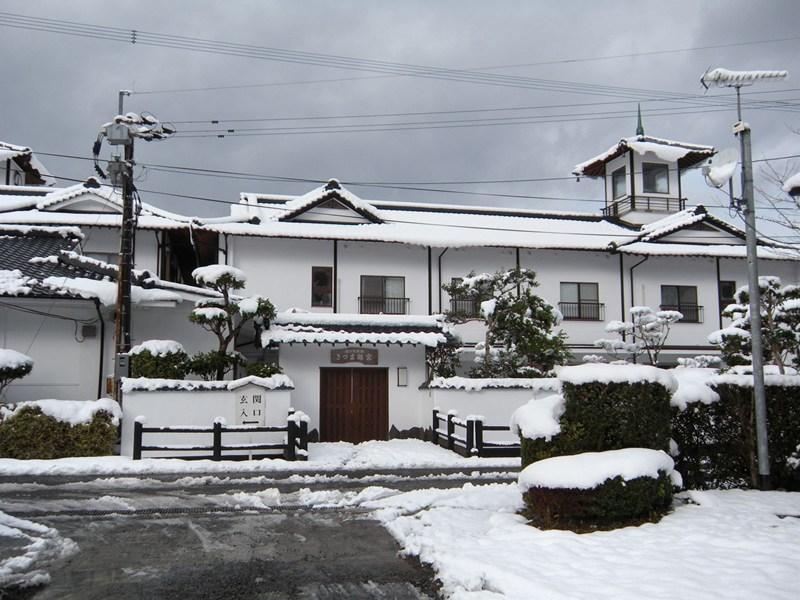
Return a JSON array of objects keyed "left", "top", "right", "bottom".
[{"left": 0, "top": 470, "right": 515, "bottom": 599}]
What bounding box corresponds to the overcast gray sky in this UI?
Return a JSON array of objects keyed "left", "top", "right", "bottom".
[{"left": 1, "top": 1, "right": 799, "bottom": 238}]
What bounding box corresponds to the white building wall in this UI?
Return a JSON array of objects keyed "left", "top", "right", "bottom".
[{"left": 278, "top": 344, "right": 429, "bottom": 437}]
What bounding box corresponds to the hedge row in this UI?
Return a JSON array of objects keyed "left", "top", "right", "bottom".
[
  {"left": 522, "top": 473, "right": 673, "bottom": 532},
  {"left": 521, "top": 381, "right": 672, "bottom": 468},
  {"left": 673, "top": 383, "right": 800, "bottom": 490},
  {"left": 0, "top": 406, "right": 117, "bottom": 459}
]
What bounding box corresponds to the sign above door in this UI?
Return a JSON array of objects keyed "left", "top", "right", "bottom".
[{"left": 330, "top": 347, "right": 379, "bottom": 365}]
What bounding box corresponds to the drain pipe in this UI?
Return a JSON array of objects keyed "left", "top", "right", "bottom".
[
  {"left": 94, "top": 299, "right": 105, "bottom": 399},
  {"left": 437, "top": 248, "right": 449, "bottom": 313},
  {"left": 629, "top": 256, "right": 649, "bottom": 311}
]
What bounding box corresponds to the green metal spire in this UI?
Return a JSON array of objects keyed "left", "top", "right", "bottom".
[{"left": 636, "top": 104, "right": 644, "bottom": 136}]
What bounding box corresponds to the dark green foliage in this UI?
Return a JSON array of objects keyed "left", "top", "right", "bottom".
[
  {"left": 0, "top": 357, "right": 33, "bottom": 396},
  {"left": 130, "top": 349, "right": 189, "bottom": 379},
  {"left": 673, "top": 383, "right": 800, "bottom": 490},
  {"left": 522, "top": 473, "right": 673, "bottom": 531},
  {"left": 520, "top": 381, "right": 673, "bottom": 468},
  {"left": 0, "top": 406, "right": 117, "bottom": 459},
  {"left": 245, "top": 361, "right": 283, "bottom": 378},
  {"left": 188, "top": 351, "right": 245, "bottom": 381},
  {"left": 425, "top": 345, "right": 460, "bottom": 379}
]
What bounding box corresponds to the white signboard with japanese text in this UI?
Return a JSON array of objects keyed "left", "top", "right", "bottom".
[{"left": 235, "top": 384, "right": 267, "bottom": 425}]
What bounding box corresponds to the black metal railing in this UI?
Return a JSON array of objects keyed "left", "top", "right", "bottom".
[
  {"left": 359, "top": 296, "right": 409, "bottom": 314},
  {"left": 132, "top": 415, "right": 309, "bottom": 461},
  {"left": 449, "top": 298, "right": 481, "bottom": 318},
  {"left": 603, "top": 195, "right": 685, "bottom": 217},
  {"left": 431, "top": 409, "right": 520, "bottom": 458},
  {"left": 558, "top": 301, "right": 605, "bottom": 321},
  {"left": 659, "top": 304, "right": 703, "bottom": 323}
]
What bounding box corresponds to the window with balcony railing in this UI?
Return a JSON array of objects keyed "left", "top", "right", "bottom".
[
  {"left": 448, "top": 277, "right": 482, "bottom": 318},
  {"left": 559, "top": 282, "right": 603, "bottom": 321},
  {"left": 360, "top": 275, "right": 408, "bottom": 314},
  {"left": 660, "top": 285, "right": 703, "bottom": 323}
]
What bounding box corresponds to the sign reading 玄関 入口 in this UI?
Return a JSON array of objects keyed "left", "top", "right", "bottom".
[
  {"left": 236, "top": 385, "right": 266, "bottom": 425},
  {"left": 330, "top": 347, "right": 379, "bottom": 365}
]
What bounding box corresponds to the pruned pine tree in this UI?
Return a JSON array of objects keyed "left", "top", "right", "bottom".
[
  {"left": 443, "top": 268, "right": 568, "bottom": 377},
  {"left": 189, "top": 265, "right": 276, "bottom": 380},
  {"left": 708, "top": 276, "right": 800, "bottom": 374},
  {"left": 594, "top": 306, "right": 682, "bottom": 366},
  {"left": 0, "top": 349, "right": 33, "bottom": 401}
]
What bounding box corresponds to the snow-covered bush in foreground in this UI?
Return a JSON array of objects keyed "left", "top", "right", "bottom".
[
  {"left": 0, "top": 348, "right": 33, "bottom": 400},
  {"left": 594, "top": 306, "right": 682, "bottom": 365},
  {"left": 189, "top": 264, "right": 276, "bottom": 380},
  {"left": 0, "top": 399, "right": 120, "bottom": 459},
  {"left": 129, "top": 339, "right": 189, "bottom": 379},
  {"left": 518, "top": 448, "right": 677, "bottom": 531}
]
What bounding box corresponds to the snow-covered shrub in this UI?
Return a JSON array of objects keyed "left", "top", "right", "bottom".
[
  {"left": 189, "top": 265, "right": 276, "bottom": 380},
  {"left": 425, "top": 344, "right": 461, "bottom": 379},
  {"left": 0, "top": 349, "right": 33, "bottom": 399},
  {"left": 443, "top": 268, "right": 568, "bottom": 377},
  {"left": 594, "top": 306, "right": 682, "bottom": 366},
  {"left": 708, "top": 276, "right": 800, "bottom": 373},
  {"left": 519, "top": 449, "right": 676, "bottom": 531},
  {"left": 0, "top": 400, "right": 119, "bottom": 459},
  {"left": 518, "top": 365, "right": 674, "bottom": 468},
  {"left": 129, "top": 340, "right": 189, "bottom": 380},
  {"left": 677, "top": 355, "right": 721, "bottom": 369},
  {"left": 245, "top": 361, "right": 283, "bottom": 378},
  {"left": 672, "top": 379, "right": 800, "bottom": 490}
]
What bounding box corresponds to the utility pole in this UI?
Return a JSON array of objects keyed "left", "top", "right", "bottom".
[
  {"left": 701, "top": 67, "right": 787, "bottom": 490},
  {"left": 93, "top": 101, "right": 174, "bottom": 401}
]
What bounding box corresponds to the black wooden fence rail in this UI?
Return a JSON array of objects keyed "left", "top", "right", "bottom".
[
  {"left": 132, "top": 417, "right": 309, "bottom": 461},
  {"left": 431, "top": 409, "right": 520, "bottom": 458}
]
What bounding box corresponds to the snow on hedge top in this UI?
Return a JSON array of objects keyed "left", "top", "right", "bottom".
[
  {"left": 510, "top": 394, "right": 565, "bottom": 441},
  {"left": 0, "top": 270, "right": 36, "bottom": 296},
  {"left": 0, "top": 349, "right": 33, "bottom": 370},
  {"left": 557, "top": 363, "right": 677, "bottom": 393},
  {"left": 518, "top": 448, "right": 676, "bottom": 491},
  {"left": 1, "top": 398, "right": 121, "bottom": 426},
  {"left": 670, "top": 367, "right": 720, "bottom": 411},
  {"left": 121, "top": 374, "right": 294, "bottom": 393},
  {"left": 428, "top": 376, "right": 560, "bottom": 391},
  {"left": 710, "top": 372, "right": 800, "bottom": 388},
  {"left": 129, "top": 340, "right": 185, "bottom": 356},
  {"left": 192, "top": 264, "right": 246, "bottom": 286}
]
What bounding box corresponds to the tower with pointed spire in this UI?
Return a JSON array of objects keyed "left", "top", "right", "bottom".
[{"left": 572, "top": 110, "right": 715, "bottom": 224}]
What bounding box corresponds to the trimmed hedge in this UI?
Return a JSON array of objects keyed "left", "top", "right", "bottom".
[
  {"left": 245, "top": 361, "right": 283, "bottom": 378},
  {"left": 0, "top": 406, "right": 117, "bottom": 459},
  {"left": 522, "top": 472, "right": 673, "bottom": 532},
  {"left": 521, "top": 381, "right": 672, "bottom": 468},
  {"left": 673, "top": 383, "right": 800, "bottom": 490},
  {"left": 131, "top": 349, "right": 189, "bottom": 379}
]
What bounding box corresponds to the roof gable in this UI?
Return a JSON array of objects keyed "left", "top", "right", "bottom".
[{"left": 275, "top": 180, "right": 384, "bottom": 224}]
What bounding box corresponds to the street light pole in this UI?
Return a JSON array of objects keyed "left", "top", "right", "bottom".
[{"left": 701, "top": 68, "right": 787, "bottom": 490}]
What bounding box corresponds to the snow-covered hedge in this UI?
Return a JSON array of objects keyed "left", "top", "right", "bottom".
[
  {"left": 0, "top": 399, "right": 120, "bottom": 459},
  {"left": 428, "top": 376, "right": 560, "bottom": 392},
  {"left": 129, "top": 339, "right": 189, "bottom": 380},
  {"left": 672, "top": 375, "right": 800, "bottom": 490},
  {"left": 519, "top": 448, "right": 676, "bottom": 531},
  {"left": 519, "top": 365, "right": 673, "bottom": 467}
]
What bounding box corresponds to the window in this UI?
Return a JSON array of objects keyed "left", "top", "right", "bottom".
[
  {"left": 661, "top": 285, "right": 702, "bottom": 323},
  {"left": 642, "top": 163, "right": 669, "bottom": 194},
  {"left": 449, "top": 277, "right": 480, "bottom": 318},
  {"left": 311, "top": 266, "right": 333, "bottom": 307},
  {"left": 612, "top": 167, "right": 626, "bottom": 199},
  {"left": 360, "top": 275, "right": 407, "bottom": 314},
  {"left": 159, "top": 230, "right": 219, "bottom": 285},
  {"left": 719, "top": 280, "right": 737, "bottom": 315},
  {"left": 559, "top": 282, "right": 603, "bottom": 320}
]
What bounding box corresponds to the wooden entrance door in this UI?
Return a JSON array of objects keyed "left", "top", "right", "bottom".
[{"left": 320, "top": 368, "right": 389, "bottom": 443}]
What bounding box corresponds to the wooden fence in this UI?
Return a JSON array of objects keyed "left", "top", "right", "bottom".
[
  {"left": 431, "top": 409, "right": 520, "bottom": 458},
  {"left": 132, "top": 416, "right": 309, "bottom": 461}
]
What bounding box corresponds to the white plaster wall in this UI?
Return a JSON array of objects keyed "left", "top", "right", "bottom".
[
  {"left": 0, "top": 299, "right": 103, "bottom": 402},
  {"left": 120, "top": 388, "right": 291, "bottom": 457},
  {"left": 430, "top": 384, "right": 558, "bottom": 444},
  {"left": 278, "top": 344, "right": 429, "bottom": 437},
  {"left": 131, "top": 303, "right": 213, "bottom": 359},
  {"left": 337, "top": 241, "right": 428, "bottom": 315},
  {"left": 230, "top": 236, "right": 335, "bottom": 311}
]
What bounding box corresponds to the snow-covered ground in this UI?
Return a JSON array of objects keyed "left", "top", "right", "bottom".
[
  {"left": 355, "top": 484, "right": 800, "bottom": 600},
  {"left": 0, "top": 439, "right": 519, "bottom": 477}
]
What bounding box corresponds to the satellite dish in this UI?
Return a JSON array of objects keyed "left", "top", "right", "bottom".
[{"left": 701, "top": 147, "right": 739, "bottom": 188}]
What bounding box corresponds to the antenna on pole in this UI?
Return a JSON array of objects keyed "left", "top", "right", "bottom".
[{"left": 699, "top": 66, "right": 787, "bottom": 491}]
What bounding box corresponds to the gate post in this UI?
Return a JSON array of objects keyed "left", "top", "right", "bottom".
[
  {"left": 298, "top": 420, "right": 308, "bottom": 461},
  {"left": 212, "top": 421, "right": 222, "bottom": 461},
  {"left": 133, "top": 420, "right": 143, "bottom": 460},
  {"left": 466, "top": 417, "right": 475, "bottom": 456},
  {"left": 446, "top": 412, "right": 455, "bottom": 451},
  {"left": 285, "top": 418, "right": 297, "bottom": 461},
  {"left": 432, "top": 409, "right": 439, "bottom": 444},
  {"left": 474, "top": 417, "right": 484, "bottom": 457}
]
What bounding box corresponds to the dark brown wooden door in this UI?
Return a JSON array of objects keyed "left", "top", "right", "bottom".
[{"left": 320, "top": 368, "right": 388, "bottom": 443}]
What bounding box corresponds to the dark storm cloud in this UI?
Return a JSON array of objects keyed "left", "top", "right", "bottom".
[{"left": 0, "top": 0, "right": 798, "bottom": 226}]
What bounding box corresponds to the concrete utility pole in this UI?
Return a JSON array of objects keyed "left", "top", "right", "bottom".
[
  {"left": 701, "top": 68, "right": 787, "bottom": 490},
  {"left": 93, "top": 99, "right": 174, "bottom": 400}
]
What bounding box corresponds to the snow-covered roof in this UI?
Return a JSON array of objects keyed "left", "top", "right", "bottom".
[
  {"left": 274, "top": 180, "right": 384, "bottom": 223},
  {"left": 262, "top": 311, "right": 456, "bottom": 347},
  {"left": 618, "top": 241, "right": 800, "bottom": 261},
  {"left": 121, "top": 374, "right": 294, "bottom": 392},
  {"left": 573, "top": 135, "right": 715, "bottom": 177},
  {"left": 636, "top": 206, "right": 745, "bottom": 243},
  {"left": 0, "top": 141, "right": 55, "bottom": 186}
]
